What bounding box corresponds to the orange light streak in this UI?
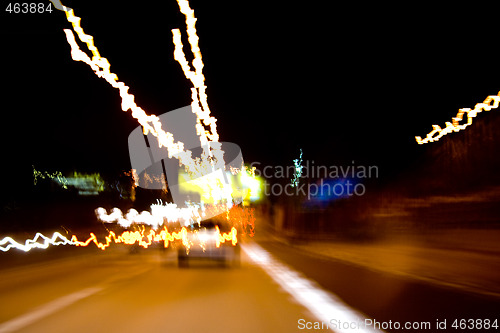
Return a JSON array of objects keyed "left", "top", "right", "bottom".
[
  {"left": 172, "top": 0, "right": 220, "bottom": 162},
  {"left": 226, "top": 205, "right": 255, "bottom": 237},
  {"left": 71, "top": 227, "right": 189, "bottom": 250},
  {"left": 215, "top": 226, "right": 238, "bottom": 247},
  {"left": 71, "top": 226, "right": 237, "bottom": 251},
  {"left": 415, "top": 94, "right": 500, "bottom": 144}
]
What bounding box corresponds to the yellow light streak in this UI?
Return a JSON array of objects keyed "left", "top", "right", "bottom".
[
  {"left": 172, "top": 0, "right": 220, "bottom": 155},
  {"left": 0, "top": 202, "right": 246, "bottom": 252},
  {"left": 55, "top": 0, "right": 235, "bottom": 205},
  {"left": 33, "top": 165, "right": 68, "bottom": 189},
  {"left": 71, "top": 227, "right": 189, "bottom": 250},
  {"left": 71, "top": 226, "right": 237, "bottom": 251},
  {"left": 0, "top": 208, "right": 243, "bottom": 253},
  {"left": 226, "top": 205, "right": 255, "bottom": 237},
  {"left": 415, "top": 94, "right": 500, "bottom": 144},
  {"left": 56, "top": 2, "right": 222, "bottom": 178},
  {"left": 61, "top": 21, "right": 195, "bottom": 172},
  {"left": 215, "top": 225, "right": 238, "bottom": 247}
]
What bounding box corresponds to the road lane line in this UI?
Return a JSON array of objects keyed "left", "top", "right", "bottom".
[
  {"left": 0, "top": 287, "right": 103, "bottom": 333},
  {"left": 242, "top": 243, "right": 384, "bottom": 333}
]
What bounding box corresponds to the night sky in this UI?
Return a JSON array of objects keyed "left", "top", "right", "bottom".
[{"left": 2, "top": 1, "right": 500, "bottom": 194}]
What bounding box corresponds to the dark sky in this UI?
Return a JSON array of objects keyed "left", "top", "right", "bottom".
[{"left": 2, "top": 1, "right": 500, "bottom": 191}]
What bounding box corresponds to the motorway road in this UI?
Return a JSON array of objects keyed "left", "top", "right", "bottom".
[
  {"left": 258, "top": 240, "right": 500, "bottom": 332},
  {"left": 1, "top": 239, "right": 499, "bottom": 333},
  {"left": 0, "top": 243, "right": 321, "bottom": 333}
]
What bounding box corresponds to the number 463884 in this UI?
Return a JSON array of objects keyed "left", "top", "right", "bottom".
[
  {"left": 452, "top": 319, "right": 498, "bottom": 330},
  {"left": 5, "top": 3, "right": 53, "bottom": 14}
]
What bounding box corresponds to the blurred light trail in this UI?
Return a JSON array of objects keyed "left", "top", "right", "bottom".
[
  {"left": 415, "top": 93, "right": 500, "bottom": 144},
  {"left": 33, "top": 168, "right": 106, "bottom": 195},
  {"left": 71, "top": 226, "right": 237, "bottom": 251},
  {"left": 0, "top": 232, "right": 74, "bottom": 252},
  {"left": 239, "top": 169, "right": 263, "bottom": 205},
  {"left": 215, "top": 225, "right": 237, "bottom": 247},
  {"left": 226, "top": 205, "right": 256, "bottom": 237},
  {"left": 52, "top": 0, "right": 240, "bottom": 209},
  {"left": 172, "top": 0, "right": 220, "bottom": 157},
  {"left": 53, "top": 0, "right": 224, "bottom": 178},
  {"left": 65, "top": 172, "right": 105, "bottom": 196},
  {"left": 0, "top": 224, "right": 238, "bottom": 252},
  {"left": 59, "top": 14, "right": 197, "bottom": 174},
  {"left": 71, "top": 227, "right": 188, "bottom": 250},
  {"left": 32, "top": 165, "right": 68, "bottom": 189},
  {"left": 3, "top": 0, "right": 252, "bottom": 257},
  {"left": 95, "top": 202, "right": 202, "bottom": 229},
  {"left": 96, "top": 203, "right": 255, "bottom": 237},
  {"left": 291, "top": 149, "right": 303, "bottom": 188},
  {"left": 0, "top": 203, "right": 247, "bottom": 253},
  {"left": 243, "top": 243, "right": 384, "bottom": 333}
]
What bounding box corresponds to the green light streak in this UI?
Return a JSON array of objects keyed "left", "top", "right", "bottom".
[{"left": 291, "top": 149, "right": 303, "bottom": 188}]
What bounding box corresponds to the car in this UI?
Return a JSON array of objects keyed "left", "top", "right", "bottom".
[{"left": 177, "top": 218, "right": 240, "bottom": 267}]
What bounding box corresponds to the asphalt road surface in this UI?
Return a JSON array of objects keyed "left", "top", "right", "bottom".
[
  {"left": 1, "top": 239, "right": 499, "bottom": 333},
  {"left": 0, "top": 243, "right": 320, "bottom": 333},
  {"left": 257, "top": 240, "right": 500, "bottom": 333}
]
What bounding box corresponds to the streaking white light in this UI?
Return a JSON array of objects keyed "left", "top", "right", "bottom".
[
  {"left": 95, "top": 201, "right": 203, "bottom": 229},
  {"left": 0, "top": 232, "right": 75, "bottom": 252}
]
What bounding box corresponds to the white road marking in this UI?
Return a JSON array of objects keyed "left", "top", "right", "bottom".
[
  {"left": 0, "top": 287, "right": 102, "bottom": 333},
  {"left": 242, "top": 243, "right": 384, "bottom": 333}
]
